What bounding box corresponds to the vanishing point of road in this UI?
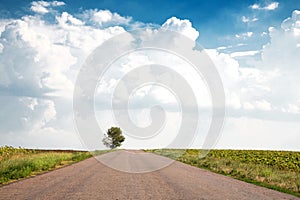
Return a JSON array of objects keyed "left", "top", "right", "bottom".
[{"left": 0, "top": 150, "right": 298, "bottom": 200}]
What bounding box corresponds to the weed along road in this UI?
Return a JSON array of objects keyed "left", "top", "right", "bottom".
[{"left": 0, "top": 150, "right": 298, "bottom": 200}]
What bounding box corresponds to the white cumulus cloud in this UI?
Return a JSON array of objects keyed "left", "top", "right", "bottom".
[
  {"left": 230, "top": 50, "right": 260, "bottom": 58},
  {"left": 161, "top": 17, "right": 199, "bottom": 41},
  {"left": 82, "top": 9, "right": 132, "bottom": 27},
  {"left": 0, "top": 6, "right": 127, "bottom": 149},
  {"left": 242, "top": 16, "right": 258, "bottom": 23},
  {"left": 235, "top": 32, "right": 253, "bottom": 38},
  {"left": 30, "top": 1, "right": 65, "bottom": 14},
  {"left": 250, "top": 2, "right": 279, "bottom": 10}
]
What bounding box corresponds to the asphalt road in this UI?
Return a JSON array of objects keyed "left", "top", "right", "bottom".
[{"left": 0, "top": 150, "right": 298, "bottom": 200}]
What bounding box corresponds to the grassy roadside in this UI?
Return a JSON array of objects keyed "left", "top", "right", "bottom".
[
  {"left": 146, "top": 149, "right": 300, "bottom": 197},
  {"left": 0, "top": 146, "right": 109, "bottom": 185}
]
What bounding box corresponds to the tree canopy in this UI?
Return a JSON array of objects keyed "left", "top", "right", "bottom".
[{"left": 102, "top": 127, "right": 125, "bottom": 149}]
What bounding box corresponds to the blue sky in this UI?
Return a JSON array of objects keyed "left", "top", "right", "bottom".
[
  {"left": 1, "top": 0, "right": 299, "bottom": 48},
  {"left": 0, "top": 1, "right": 299, "bottom": 150}
]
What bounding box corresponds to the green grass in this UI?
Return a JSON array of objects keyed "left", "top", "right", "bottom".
[
  {"left": 0, "top": 146, "right": 112, "bottom": 185},
  {"left": 146, "top": 149, "right": 300, "bottom": 197},
  {"left": 91, "top": 149, "right": 117, "bottom": 156}
]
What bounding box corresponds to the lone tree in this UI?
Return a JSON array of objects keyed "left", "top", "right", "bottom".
[{"left": 102, "top": 127, "right": 125, "bottom": 149}]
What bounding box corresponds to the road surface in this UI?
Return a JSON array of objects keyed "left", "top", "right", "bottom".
[{"left": 0, "top": 150, "right": 298, "bottom": 200}]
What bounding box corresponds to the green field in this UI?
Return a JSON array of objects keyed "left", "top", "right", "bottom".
[
  {"left": 147, "top": 149, "right": 300, "bottom": 197},
  {"left": 0, "top": 146, "right": 95, "bottom": 185}
]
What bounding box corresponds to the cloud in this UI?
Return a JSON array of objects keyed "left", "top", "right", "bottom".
[
  {"left": 235, "top": 32, "right": 253, "bottom": 38},
  {"left": 81, "top": 9, "right": 132, "bottom": 28},
  {"left": 242, "top": 16, "right": 258, "bottom": 23},
  {"left": 0, "top": 17, "right": 78, "bottom": 98},
  {"left": 230, "top": 50, "right": 260, "bottom": 57},
  {"left": 0, "top": 5, "right": 126, "bottom": 149},
  {"left": 253, "top": 99, "right": 272, "bottom": 111},
  {"left": 223, "top": 10, "right": 300, "bottom": 120},
  {"left": 52, "top": 1, "right": 65, "bottom": 6},
  {"left": 281, "top": 10, "right": 300, "bottom": 35},
  {"left": 250, "top": 2, "right": 279, "bottom": 11},
  {"left": 57, "top": 12, "right": 84, "bottom": 26},
  {"left": 30, "top": 1, "right": 65, "bottom": 14},
  {"left": 161, "top": 17, "right": 199, "bottom": 41},
  {"left": 216, "top": 46, "right": 228, "bottom": 50},
  {"left": 0, "top": 2, "right": 300, "bottom": 150},
  {"left": 31, "top": 2, "right": 49, "bottom": 14},
  {"left": 0, "top": 96, "right": 56, "bottom": 133},
  {"left": 205, "top": 10, "right": 300, "bottom": 123},
  {"left": 250, "top": 10, "right": 300, "bottom": 112}
]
